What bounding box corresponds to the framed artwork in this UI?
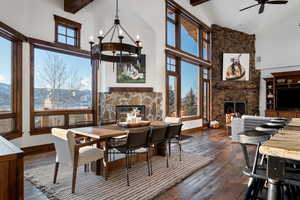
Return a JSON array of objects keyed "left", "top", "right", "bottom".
[
  {"left": 117, "top": 55, "right": 146, "bottom": 83},
  {"left": 222, "top": 53, "right": 250, "bottom": 81}
]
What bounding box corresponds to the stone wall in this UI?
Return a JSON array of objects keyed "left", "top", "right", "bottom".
[
  {"left": 100, "top": 91, "right": 163, "bottom": 122},
  {"left": 211, "top": 24, "right": 261, "bottom": 124}
]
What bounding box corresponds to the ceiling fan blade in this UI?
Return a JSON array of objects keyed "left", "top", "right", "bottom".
[
  {"left": 240, "top": 3, "right": 260, "bottom": 11},
  {"left": 259, "top": 3, "right": 265, "bottom": 14},
  {"left": 267, "top": 0, "right": 288, "bottom": 4}
]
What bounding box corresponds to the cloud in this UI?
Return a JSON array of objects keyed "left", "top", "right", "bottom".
[
  {"left": 80, "top": 79, "right": 91, "bottom": 89},
  {"left": 0, "top": 74, "right": 5, "bottom": 83}
]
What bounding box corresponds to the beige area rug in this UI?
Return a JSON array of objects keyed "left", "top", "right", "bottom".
[{"left": 25, "top": 153, "right": 213, "bottom": 200}]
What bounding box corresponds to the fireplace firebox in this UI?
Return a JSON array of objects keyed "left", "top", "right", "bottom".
[{"left": 115, "top": 105, "right": 146, "bottom": 122}]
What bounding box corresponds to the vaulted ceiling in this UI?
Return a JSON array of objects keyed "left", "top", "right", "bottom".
[{"left": 196, "top": 0, "right": 300, "bottom": 34}]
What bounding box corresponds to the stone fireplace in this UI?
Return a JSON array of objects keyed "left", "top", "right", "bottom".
[
  {"left": 99, "top": 88, "right": 163, "bottom": 123},
  {"left": 211, "top": 25, "right": 260, "bottom": 124}
]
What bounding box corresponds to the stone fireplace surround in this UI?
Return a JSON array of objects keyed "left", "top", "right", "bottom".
[{"left": 99, "top": 88, "right": 163, "bottom": 123}]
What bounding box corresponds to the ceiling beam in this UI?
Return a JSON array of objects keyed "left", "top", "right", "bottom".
[
  {"left": 190, "top": 0, "right": 210, "bottom": 6},
  {"left": 64, "top": 0, "right": 94, "bottom": 14}
]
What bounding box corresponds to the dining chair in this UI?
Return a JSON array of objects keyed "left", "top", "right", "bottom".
[
  {"left": 165, "top": 123, "right": 183, "bottom": 168},
  {"left": 114, "top": 127, "right": 151, "bottom": 186},
  {"left": 147, "top": 126, "right": 168, "bottom": 175},
  {"left": 52, "top": 128, "right": 105, "bottom": 193}
]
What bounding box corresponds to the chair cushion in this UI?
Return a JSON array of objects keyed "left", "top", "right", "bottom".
[{"left": 78, "top": 146, "right": 104, "bottom": 165}]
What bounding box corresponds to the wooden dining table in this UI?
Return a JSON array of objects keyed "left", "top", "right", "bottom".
[
  {"left": 70, "top": 121, "right": 171, "bottom": 178},
  {"left": 260, "top": 119, "right": 300, "bottom": 200}
]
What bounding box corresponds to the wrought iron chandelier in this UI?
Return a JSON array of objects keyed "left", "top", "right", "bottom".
[{"left": 89, "top": 0, "right": 142, "bottom": 68}]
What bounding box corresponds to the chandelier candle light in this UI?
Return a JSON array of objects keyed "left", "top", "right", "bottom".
[{"left": 89, "top": 0, "right": 143, "bottom": 69}]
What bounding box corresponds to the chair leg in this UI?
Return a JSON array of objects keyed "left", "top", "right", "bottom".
[
  {"left": 179, "top": 140, "right": 182, "bottom": 162},
  {"left": 53, "top": 162, "right": 59, "bottom": 184},
  {"left": 146, "top": 149, "right": 151, "bottom": 176},
  {"left": 166, "top": 144, "right": 169, "bottom": 168},
  {"left": 71, "top": 164, "right": 78, "bottom": 193},
  {"left": 126, "top": 153, "right": 130, "bottom": 186},
  {"left": 168, "top": 140, "right": 171, "bottom": 156}
]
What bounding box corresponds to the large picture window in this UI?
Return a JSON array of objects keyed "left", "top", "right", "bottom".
[
  {"left": 0, "top": 37, "right": 12, "bottom": 113},
  {"left": 34, "top": 48, "right": 92, "bottom": 111},
  {"left": 180, "top": 60, "right": 200, "bottom": 117},
  {"left": 0, "top": 23, "right": 24, "bottom": 139},
  {"left": 30, "top": 39, "right": 98, "bottom": 135},
  {"left": 166, "top": 54, "right": 205, "bottom": 120}
]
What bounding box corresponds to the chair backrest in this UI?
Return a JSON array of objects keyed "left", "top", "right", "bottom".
[
  {"left": 52, "top": 128, "right": 76, "bottom": 165},
  {"left": 149, "top": 126, "right": 168, "bottom": 145},
  {"left": 166, "top": 124, "right": 182, "bottom": 140},
  {"left": 127, "top": 127, "right": 150, "bottom": 150},
  {"left": 165, "top": 117, "right": 182, "bottom": 124}
]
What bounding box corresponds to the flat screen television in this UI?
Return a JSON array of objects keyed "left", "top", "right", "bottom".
[{"left": 276, "top": 88, "right": 300, "bottom": 110}]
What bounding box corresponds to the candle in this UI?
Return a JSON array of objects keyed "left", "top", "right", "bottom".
[
  {"left": 99, "top": 30, "right": 103, "bottom": 37},
  {"left": 89, "top": 35, "right": 94, "bottom": 42}
]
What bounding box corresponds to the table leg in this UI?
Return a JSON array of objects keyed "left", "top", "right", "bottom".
[
  {"left": 97, "top": 140, "right": 109, "bottom": 180},
  {"left": 266, "top": 156, "right": 286, "bottom": 200},
  {"left": 96, "top": 142, "right": 102, "bottom": 176},
  {"left": 268, "top": 179, "right": 279, "bottom": 200}
]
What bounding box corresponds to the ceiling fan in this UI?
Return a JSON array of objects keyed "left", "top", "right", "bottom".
[{"left": 240, "top": 0, "right": 288, "bottom": 14}]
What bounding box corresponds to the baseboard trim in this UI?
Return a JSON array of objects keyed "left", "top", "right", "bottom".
[
  {"left": 182, "top": 127, "right": 206, "bottom": 134},
  {"left": 21, "top": 143, "right": 55, "bottom": 156}
]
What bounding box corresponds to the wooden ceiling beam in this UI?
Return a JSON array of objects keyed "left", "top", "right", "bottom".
[
  {"left": 190, "top": 0, "right": 210, "bottom": 6},
  {"left": 64, "top": 0, "right": 94, "bottom": 14}
]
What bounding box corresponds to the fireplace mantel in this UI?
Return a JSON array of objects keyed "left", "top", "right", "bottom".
[{"left": 108, "top": 87, "right": 154, "bottom": 93}]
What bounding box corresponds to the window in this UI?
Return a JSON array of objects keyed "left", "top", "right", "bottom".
[
  {"left": 34, "top": 48, "right": 92, "bottom": 111},
  {"left": 0, "top": 23, "right": 24, "bottom": 139},
  {"left": 166, "top": 54, "right": 208, "bottom": 120},
  {"left": 180, "top": 17, "right": 199, "bottom": 57},
  {"left": 166, "top": 8, "right": 176, "bottom": 47},
  {"left": 30, "top": 39, "right": 98, "bottom": 135},
  {"left": 180, "top": 61, "right": 200, "bottom": 117},
  {"left": 54, "top": 15, "right": 81, "bottom": 48},
  {"left": 203, "top": 68, "right": 210, "bottom": 123},
  {"left": 166, "top": 1, "right": 211, "bottom": 61},
  {"left": 0, "top": 37, "right": 12, "bottom": 113},
  {"left": 165, "top": 1, "right": 211, "bottom": 121}
]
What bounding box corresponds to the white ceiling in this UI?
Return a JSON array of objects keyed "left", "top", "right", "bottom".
[{"left": 198, "top": 0, "right": 300, "bottom": 34}]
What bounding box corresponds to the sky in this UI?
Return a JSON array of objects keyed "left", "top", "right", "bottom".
[{"left": 0, "top": 37, "right": 12, "bottom": 85}]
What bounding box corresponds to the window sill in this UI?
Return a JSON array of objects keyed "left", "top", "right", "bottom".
[{"left": 181, "top": 116, "right": 202, "bottom": 122}]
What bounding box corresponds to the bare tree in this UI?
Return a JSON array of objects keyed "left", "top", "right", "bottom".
[{"left": 37, "top": 54, "right": 83, "bottom": 109}]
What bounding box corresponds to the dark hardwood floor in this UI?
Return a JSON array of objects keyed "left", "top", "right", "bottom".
[{"left": 24, "top": 128, "right": 253, "bottom": 200}]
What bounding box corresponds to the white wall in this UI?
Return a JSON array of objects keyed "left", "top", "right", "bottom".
[{"left": 0, "top": 0, "right": 211, "bottom": 147}]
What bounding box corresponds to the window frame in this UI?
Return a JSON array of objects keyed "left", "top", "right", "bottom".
[
  {"left": 0, "top": 22, "right": 24, "bottom": 140},
  {"left": 29, "top": 38, "right": 98, "bottom": 135},
  {"left": 54, "top": 15, "right": 81, "bottom": 48},
  {"left": 165, "top": 0, "right": 211, "bottom": 63}
]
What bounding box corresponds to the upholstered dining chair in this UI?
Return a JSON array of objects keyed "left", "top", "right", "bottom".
[
  {"left": 114, "top": 127, "right": 151, "bottom": 186},
  {"left": 52, "top": 128, "right": 105, "bottom": 193},
  {"left": 165, "top": 123, "right": 183, "bottom": 167},
  {"left": 148, "top": 126, "right": 168, "bottom": 175}
]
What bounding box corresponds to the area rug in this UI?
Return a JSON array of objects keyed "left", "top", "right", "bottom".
[{"left": 25, "top": 153, "right": 213, "bottom": 200}]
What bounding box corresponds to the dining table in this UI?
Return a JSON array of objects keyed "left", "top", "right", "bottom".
[
  {"left": 259, "top": 119, "right": 300, "bottom": 200},
  {"left": 70, "top": 121, "right": 171, "bottom": 178}
]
